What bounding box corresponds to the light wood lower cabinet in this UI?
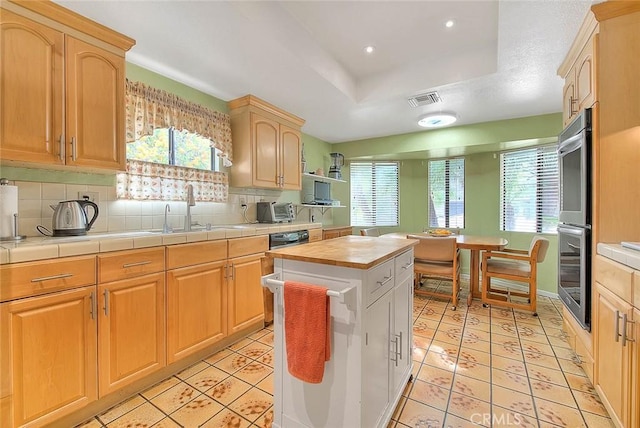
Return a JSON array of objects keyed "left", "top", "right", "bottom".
[
  {"left": 593, "top": 254, "right": 639, "bottom": 428},
  {"left": 0, "top": 286, "right": 97, "bottom": 428},
  {"left": 308, "top": 228, "right": 323, "bottom": 242},
  {"left": 323, "top": 226, "right": 352, "bottom": 240},
  {"left": 166, "top": 241, "right": 228, "bottom": 364},
  {"left": 97, "top": 248, "right": 166, "bottom": 395},
  {"left": 227, "top": 253, "right": 265, "bottom": 335},
  {"left": 97, "top": 273, "right": 165, "bottom": 396}
]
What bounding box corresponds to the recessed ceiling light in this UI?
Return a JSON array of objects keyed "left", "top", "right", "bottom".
[
  {"left": 364, "top": 45, "right": 375, "bottom": 54},
  {"left": 445, "top": 20, "right": 455, "bottom": 28},
  {"left": 418, "top": 113, "right": 457, "bottom": 128}
]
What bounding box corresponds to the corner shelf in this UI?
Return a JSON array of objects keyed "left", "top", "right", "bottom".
[{"left": 302, "top": 172, "right": 346, "bottom": 183}]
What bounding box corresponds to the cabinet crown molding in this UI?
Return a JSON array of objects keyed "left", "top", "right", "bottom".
[
  {"left": 592, "top": 1, "right": 640, "bottom": 22},
  {"left": 228, "top": 95, "right": 305, "bottom": 127},
  {"left": 3, "top": 0, "right": 135, "bottom": 51},
  {"left": 557, "top": 10, "right": 598, "bottom": 77}
]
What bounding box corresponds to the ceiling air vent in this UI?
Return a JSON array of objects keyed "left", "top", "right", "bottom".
[{"left": 407, "top": 91, "right": 441, "bottom": 107}]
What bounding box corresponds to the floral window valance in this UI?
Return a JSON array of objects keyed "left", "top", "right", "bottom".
[
  {"left": 117, "top": 160, "right": 228, "bottom": 202},
  {"left": 125, "top": 79, "right": 233, "bottom": 163}
]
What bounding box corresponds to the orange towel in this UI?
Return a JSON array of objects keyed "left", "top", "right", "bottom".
[{"left": 283, "top": 281, "right": 331, "bottom": 383}]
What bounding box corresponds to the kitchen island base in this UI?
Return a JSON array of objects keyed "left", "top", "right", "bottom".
[{"left": 263, "top": 236, "right": 415, "bottom": 428}]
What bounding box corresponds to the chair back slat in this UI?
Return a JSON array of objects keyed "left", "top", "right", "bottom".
[
  {"left": 360, "top": 228, "right": 380, "bottom": 237},
  {"left": 408, "top": 235, "right": 457, "bottom": 262},
  {"left": 529, "top": 236, "right": 550, "bottom": 263}
]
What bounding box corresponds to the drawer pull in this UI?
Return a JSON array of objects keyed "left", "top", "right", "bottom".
[
  {"left": 31, "top": 273, "right": 73, "bottom": 282},
  {"left": 401, "top": 262, "right": 412, "bottom": 270},
  {"left": 122, "top": 260, "right": 152, "bottom": 268},
  {"left": 376, "top": 275, "right": 393, "bottom": 286}
]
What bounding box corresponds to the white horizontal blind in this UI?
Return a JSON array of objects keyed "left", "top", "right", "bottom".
[
  {"left": 428, "top": 158, "right": 465, "bottom": 228},
  {"left": 350, "top": 162, "right": 399, "bottom": 227},
  {"left": 500, "top": 146, "right": 559, "bottom": 233}
]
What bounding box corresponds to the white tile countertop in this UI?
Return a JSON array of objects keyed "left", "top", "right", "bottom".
[
  {"left": 0, "top": 223, "right": 322, "bottom": 264},
  {"left": 597, "top": 243, "right": 640, "bottom": 271}
]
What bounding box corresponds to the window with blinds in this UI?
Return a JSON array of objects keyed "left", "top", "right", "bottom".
[
  {"left": 428, "top": 158, "right": 465, "bottom": 228},
  {"left": 500, "top": 146, "right": 559, "bottom": 233},
  {"left": 350, "top": 161, "right": 399, "bottom": 227}
]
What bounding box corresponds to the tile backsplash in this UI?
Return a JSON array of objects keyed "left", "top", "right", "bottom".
[{"left": 13, "top": 181, "right": 329, "bottom": 237}]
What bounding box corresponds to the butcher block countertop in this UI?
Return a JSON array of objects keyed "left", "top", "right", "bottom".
[{"left": 266, "top": 235, "right": 417, "bottom": 269}]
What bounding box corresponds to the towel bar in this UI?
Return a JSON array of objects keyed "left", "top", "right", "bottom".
[{"left": 261, "top": 273, "right": 357, "bottom": 311}]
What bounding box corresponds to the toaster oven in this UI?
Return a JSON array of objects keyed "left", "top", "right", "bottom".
[{"left": 257, "top": 202, "right": 295, "bottom": 223}]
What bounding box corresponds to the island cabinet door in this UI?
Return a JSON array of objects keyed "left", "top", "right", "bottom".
[
  {"left": 362, "top": 292, "right": 392, "bottom": 428},
  {"left": 391, "top": 275, "right": 412, "bottom": 397}
]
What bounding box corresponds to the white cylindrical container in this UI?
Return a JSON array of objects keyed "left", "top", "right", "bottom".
[{"left": 0, "top": 179, "right": 18, "bottom": 239}]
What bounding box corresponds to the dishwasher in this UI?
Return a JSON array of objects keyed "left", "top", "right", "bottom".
[{"left": 264, "top": 230, "right": 310, "bottom": 323}]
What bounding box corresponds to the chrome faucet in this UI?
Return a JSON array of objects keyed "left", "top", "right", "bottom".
[
  {"left": 163, "top": 204, "right": 172, "bottom": 234},
  {"left": 184, "top": 184, "right": 195, "bottom": 231}
]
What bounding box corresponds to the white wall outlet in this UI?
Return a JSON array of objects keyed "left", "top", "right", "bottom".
[
  {"left": 79, "top": 191, "right": 99, "bottom": 203},
  {"left": 239, "top": 197, "right": 246, "bottom": 206}
]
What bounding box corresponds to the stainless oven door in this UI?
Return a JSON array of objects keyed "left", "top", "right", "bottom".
[
  {"left": 557, "top": 223, "right": 591, "bottom": 330},
  {"left": 558, "top": 108, "right": 591, "bottom": 226}
]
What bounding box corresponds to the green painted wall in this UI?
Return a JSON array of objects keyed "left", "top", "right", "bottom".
[{"left": 332, "top": 114, "right": 562, "bottom": 294}]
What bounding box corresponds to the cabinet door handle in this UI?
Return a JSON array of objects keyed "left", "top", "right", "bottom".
[
  {"left": 377, "top": 274, "right": 393, "bottom": 286},
  {"left": 71, "top": 137, "right": 77, "bottom": 161},
  {"left": 89, "top": 291, "right": 95, "bottom": 320},
  {"left": 31, "top": 273, "right": 73, "bottom": 282},
  {"left": 122, "top": 260, "right": 151, "bottom": 268},
  {"left": 401, "top": 262, "right": 412, "bottom": 270},
  {"left": 621, "top": 314, "right": 631, "bottom": 347},
  {"left": 390, "top": 337, "right": 398, "bottom": 365},
  {"left": 103, "top": 290, "right": 109, "bottom": 316},
  {"left": 396, "top": 332, "right": 403, "bottom": 360},
  {"left": 615, "top": 310, "right": 621, "bottom": 342},
  {"left": 569, "top": 96, "right": 578, "bottom": 115},
  {"left": 229, "top": 264, "right": 235, "bottom": 280}
]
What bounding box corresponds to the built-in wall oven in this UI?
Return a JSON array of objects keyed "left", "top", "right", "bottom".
[{"left": 557, "top": 108, "right": 592, "bottom": 330}]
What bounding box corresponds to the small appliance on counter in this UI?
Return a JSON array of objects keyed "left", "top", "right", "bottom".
[
  {"left": 37, "top": 199, "right": 99, "bottom": 237},
  {"left": 328, "top": 152, "right": 344, "bottom": 180},
  {"left": 257, "top": 202, "right": 295, "bottom": 223},
  {"left": 0, "top": 178, "right": 26, "bottom": 242}
]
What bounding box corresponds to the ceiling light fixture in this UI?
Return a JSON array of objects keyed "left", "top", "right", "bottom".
[
  {"left": 445, "top": 20, "right": 455, "bottom": 28},
  {"left": 364, "top": 45, "right": 375, "bottom": 54},
  {"left": 418, "top": 113, "right": 457, "bottom": 128}
]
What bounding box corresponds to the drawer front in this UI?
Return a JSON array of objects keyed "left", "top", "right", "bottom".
[
  {"left": 166, "top": 240, "right": 227, "bottom": 270},
  {"left": 0, "top": 255, "right": 96, "bottom": 302},
  {"left": 594, "top": 255, "right": 634, "bottom": 304},
  {"left": 308, "top": 229, "right": 323, "bottom": 242},
  {"left": 98, "top": 247, "right": 165, "bottom": 283},
  {"left": 228, "top": 235, "right": 268, "bottom": 258},
  {"left": 366, "top": 259, "right": 395, "bottom": 307},
  {"left": 395, "top": 250, "right": 414, "bottom": 282}
]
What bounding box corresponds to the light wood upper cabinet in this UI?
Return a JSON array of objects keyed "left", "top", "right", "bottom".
[
  {"left": 0, "top": 9, "right": 64, "bottom": 165},
  {"left": 0, "top": 1, "right": 134, "bottom": 171},
  {"left": 558, "top": 11, "right": 598, "bottom": 128},
  {"left": 0, "top": 286, "right": 97, "bottom": 428},
  {"left": 229, "top": 95, "right": 305, "bottom": 190},
  {"left": 65, "top": 36, "right": 126, "bottom": 169}
]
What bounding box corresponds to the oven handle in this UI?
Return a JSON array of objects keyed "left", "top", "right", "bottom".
[
  {"left": 557, "top": 225, "right": 586, "bottom": 237},
  {"left": 567, "top": 242, "right": 581, "bottom": 251},
  {"left": 558, "top": 130, "right": 585, "bottom": 155}
]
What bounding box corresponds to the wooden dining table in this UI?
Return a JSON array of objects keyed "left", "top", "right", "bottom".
[{"left": 380, "top": 233, "right": 508, "bottom": 306}]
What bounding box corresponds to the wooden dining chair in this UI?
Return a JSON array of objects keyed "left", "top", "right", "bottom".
[
  {"left": 480, "top": 236, "right": 550, "bottom": 315},
  {"left": 360, "top": 228, "right": 380, "bottom": 236},
  {"left": 408, "top": 235, "right": 461, "bottom": 310}
]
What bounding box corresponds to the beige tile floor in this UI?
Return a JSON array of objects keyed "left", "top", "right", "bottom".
[{"left": 76, "top": 280, "right": 614, "bottom": 428}]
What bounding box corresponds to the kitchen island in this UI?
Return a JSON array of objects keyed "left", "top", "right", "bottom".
[{"left": 262, "top": 235, "right": 417, "bottom": 428}]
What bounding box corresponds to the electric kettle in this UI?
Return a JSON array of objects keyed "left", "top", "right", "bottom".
[{"left": 37, "top": 199, "right": 99, "bottom": 237}]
